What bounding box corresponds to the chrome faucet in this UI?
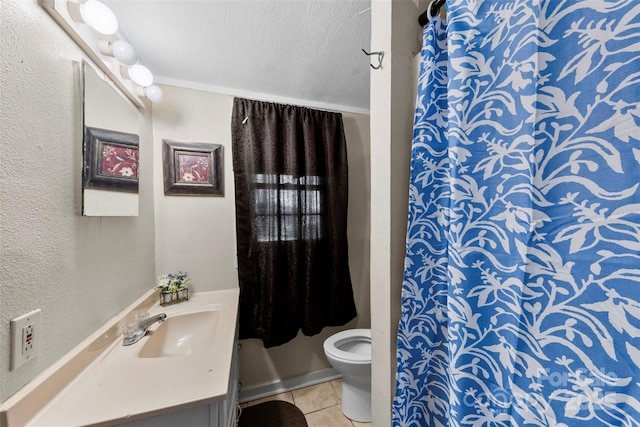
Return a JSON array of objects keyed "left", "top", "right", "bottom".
[{"left": 123, "top": 313, "right": 167, "bottom": 346}]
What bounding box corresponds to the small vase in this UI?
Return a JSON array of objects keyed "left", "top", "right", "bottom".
[{"left": 159, "top": 288, "right": 189, "bottom": 306}]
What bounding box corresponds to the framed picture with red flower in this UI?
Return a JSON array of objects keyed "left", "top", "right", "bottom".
[
  {"left": 162, "top": 139, "right": 224, "bottom": 196},
  {"left": 83, "top": 126, "right": 139, "bottom": 193}
]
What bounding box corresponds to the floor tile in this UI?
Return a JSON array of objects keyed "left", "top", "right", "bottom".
[
  {"left": 291, "top": 382, "right": 339, "bottom": 414},
  {"left": 352, "top": 421, "right": 372, "bottom": 427},
  {"left": 330, "top": 379, "right": 343, "bottom": 402},
  {"left": 305, "top": 405, "right": 353, "bottom": 427}
]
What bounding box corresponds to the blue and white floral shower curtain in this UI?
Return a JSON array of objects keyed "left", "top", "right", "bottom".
[{"left": 394, "top": 1, "right": 640, "bottom": 426}]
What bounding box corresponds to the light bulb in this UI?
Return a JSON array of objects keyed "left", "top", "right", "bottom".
[
  {"left": 79, "top": 0, "right": 118, "bottom": 35},
  {"left": 143, "top": 85, "right": 164, "bottom": 103},
  {"left": 111, "top": 40, "right": 137, "bottom": 65},
  {"left": 128, "top": 64, "right": 153, "bottom": 87},
  {"left": 99, "top": 40, "right": 138, "bottom": 65}
]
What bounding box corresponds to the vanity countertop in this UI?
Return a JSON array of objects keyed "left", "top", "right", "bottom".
[{"left": 0, "top": 288, "right": 239, "bottom": 427}]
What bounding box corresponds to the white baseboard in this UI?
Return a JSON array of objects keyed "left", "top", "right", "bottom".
[{"left": 238, "top": 368, "right": 341, "bottom": 403}]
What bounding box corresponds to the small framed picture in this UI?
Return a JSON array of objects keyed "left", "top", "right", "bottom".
[
  {"left": 162, "top": 139, "right": 224, "bottom": 196},
  {"left": 83, "top": 126, "right": 139, "bottom": 193}
]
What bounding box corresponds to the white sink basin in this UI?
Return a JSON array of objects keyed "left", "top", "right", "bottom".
[{"left": 138, "top": 310, "right": 219, "bottom": 358}]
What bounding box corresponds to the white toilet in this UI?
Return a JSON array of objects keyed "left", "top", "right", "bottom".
[{"left": 323, "top": 329, "right": 372, "bottom": 422}]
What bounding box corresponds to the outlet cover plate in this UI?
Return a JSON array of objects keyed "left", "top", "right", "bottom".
[{"left": 10, "top": 309, "right": 41, "bottom": 370}]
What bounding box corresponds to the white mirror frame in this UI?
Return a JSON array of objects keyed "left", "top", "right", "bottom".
[{"left": 40, "top": 0, "right": 145, "bottom": 109}]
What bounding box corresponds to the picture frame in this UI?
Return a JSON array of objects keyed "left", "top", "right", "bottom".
[
  {"left": 83, "top": 126, "right": 139, "bottom": 193},
  {"left": 162, "top": 139, "right": 224, "bottom": 196}
]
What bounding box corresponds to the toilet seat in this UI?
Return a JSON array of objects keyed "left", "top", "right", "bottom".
[{"left": 323, "top": 329, "right": 371, "bottom": 363}]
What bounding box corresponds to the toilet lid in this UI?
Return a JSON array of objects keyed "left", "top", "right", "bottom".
[{"left": 323, "top": 329, "right": 371, "bottom": 363}]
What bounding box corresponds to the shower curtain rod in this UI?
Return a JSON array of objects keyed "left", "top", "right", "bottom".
[{"left": 418, "top": 0, "right": 445, "bottom": 26}]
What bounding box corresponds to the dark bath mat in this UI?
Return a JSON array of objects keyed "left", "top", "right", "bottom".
[{"left": 238, "top": 400, "right": 308, "bottom": 427}]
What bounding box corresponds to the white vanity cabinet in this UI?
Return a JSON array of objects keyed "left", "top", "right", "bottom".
[{"left": 119, "top": 338, "right": 240, "bottom": 427}]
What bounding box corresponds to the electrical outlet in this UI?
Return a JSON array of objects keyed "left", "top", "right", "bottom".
[
  {"left": 10, "top": 309, "right": 41, "bottom": 370},
  {"left": 23, "top": 323, "right": 35, "bottom": 354}
]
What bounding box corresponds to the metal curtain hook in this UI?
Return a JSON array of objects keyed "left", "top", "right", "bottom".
[{"left": 362, "top": 49, "right": 384, "bottom": 70}]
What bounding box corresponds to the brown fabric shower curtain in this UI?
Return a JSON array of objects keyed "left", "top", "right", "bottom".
[{"left": 231, "top": 97, "right": 357, "bottom": 347}]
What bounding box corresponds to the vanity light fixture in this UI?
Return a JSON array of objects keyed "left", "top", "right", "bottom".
[
  {"left": 98, "top": 40, "right": 138, "bottom": 66},
  {"left": 69, "top": 0, "right": 119, "bottom": 36},
  {"left": 41, "top": 0, "right": 164, "bottom": 106}
]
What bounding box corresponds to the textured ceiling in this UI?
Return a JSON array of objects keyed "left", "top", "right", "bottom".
[{"left": 103, "top": 0, "right": 372, "bottom": 113}]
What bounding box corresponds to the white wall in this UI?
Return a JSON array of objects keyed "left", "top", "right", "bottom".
[
  {"left": 0, "top": 1, "right": 156, "bottom": 402},
  {"left": 151, "top": 86, "right": 238, "bottom": 291},
  {"left": 152, "top": 85, "right": 371, "bottom": 390},
  {"left": 370, "top": 1, "right": 421, "bottom": 425}
]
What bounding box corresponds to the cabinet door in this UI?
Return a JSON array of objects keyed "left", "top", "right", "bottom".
[
  {"left": 119, "top": 404, "right": 214, "bottom": 426},
  {"left": 220, "top": 341, "right": 240, "bottom": 427}
]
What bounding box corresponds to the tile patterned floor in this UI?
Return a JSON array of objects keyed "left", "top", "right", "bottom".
[{"left": 241, "top": 380, "right": 371, "bottom": 427}]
